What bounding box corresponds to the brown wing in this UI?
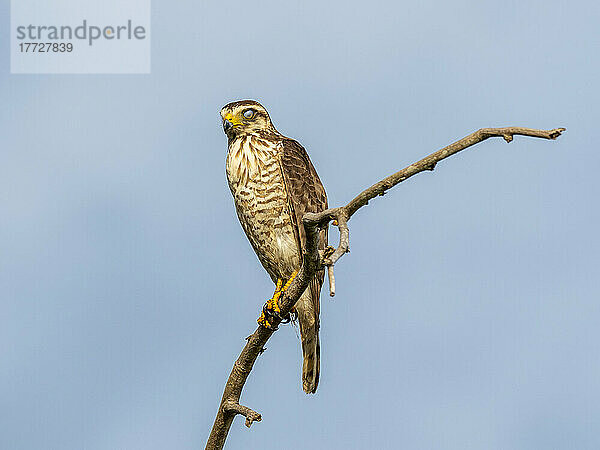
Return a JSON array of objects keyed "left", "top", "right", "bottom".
[{"left": 278, "top": 138, "right": 328, "bottom": 319}]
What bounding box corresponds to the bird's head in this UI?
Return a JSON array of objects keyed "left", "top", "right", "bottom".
[{"left": 220, "top": 100, "right": 274, "bottom": 138}]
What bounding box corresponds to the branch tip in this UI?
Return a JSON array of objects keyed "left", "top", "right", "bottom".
[
  {"left": 222, "top": 400, "right": 262, "bottom": 428},
  {"left": 549, "top": 127, "right": 566, "bottom": 139},
  {"left": 327, "top": 265, "right": 336, "bottom": 297}
]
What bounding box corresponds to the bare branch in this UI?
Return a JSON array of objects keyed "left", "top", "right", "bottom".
[
  {"left": 205, "top": 126, "right": 564, "bottom": 450},
  {"left": 344, "top": 127, "right": 566, "bottom": 218}
]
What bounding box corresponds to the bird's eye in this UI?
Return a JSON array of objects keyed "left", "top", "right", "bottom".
[{"left": 243, "top": 109, "right": 255, "bottom": 120}]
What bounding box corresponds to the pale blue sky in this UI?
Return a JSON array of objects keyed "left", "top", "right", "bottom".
[{"left": 1, "top": 0, "right": 599, "bottom": 449}]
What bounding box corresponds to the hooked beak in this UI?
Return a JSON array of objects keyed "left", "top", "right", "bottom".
[{"left": 223, "top": 119, "right": 233, "bottom": 133}]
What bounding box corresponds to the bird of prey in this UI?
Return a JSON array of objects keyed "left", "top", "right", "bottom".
[{"left": 221, "top": 100, "right": 328, "bottom": 394}]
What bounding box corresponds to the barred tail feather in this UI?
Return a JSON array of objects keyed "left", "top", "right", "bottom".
[
  {"left": 301, "top": 330, "right": 320, "bottom": 394},
  {"left": 297, "top": 290, "right": 320, "bottom": 394}
]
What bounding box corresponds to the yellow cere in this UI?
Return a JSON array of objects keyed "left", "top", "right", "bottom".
[{"left": 223, "top": 112, "right": 242, "bottom": 125}]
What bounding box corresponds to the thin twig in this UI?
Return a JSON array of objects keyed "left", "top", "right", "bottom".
[
  {"left": 205, "top": 126, "right": 565, "bottom": 450},
  {"left": 222, "top": 400, "right": 262, "bottom": 428},
  {"left": 327, "top": 265, "right": 335, "bottom": 297}
]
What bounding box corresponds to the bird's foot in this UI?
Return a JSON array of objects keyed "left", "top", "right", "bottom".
[
  {"left": 258, "top": 278, "right": 283, "bottom": 330},
  {"left": 257, "top": 271, "right": 298, "bottom": 330},
  {"left": 323, "top": 246, "right": 335, "bottom": 258}
]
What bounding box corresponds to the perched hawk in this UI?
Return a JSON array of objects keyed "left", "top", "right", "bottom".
[{"left": 221, "top": 100, "right": 328, "bottom": 393}]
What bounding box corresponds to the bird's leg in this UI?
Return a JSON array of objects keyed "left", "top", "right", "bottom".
[
  {"left": 267, "top": 278, "right": 284, "bottom": 315},
  {"left": 258, "top": 278, "right": 283, "bottom": 330},
  {"left": 257, "top": 271, "right": 298, "bottom": 330},
  {"left": 281, "top": 270, "right": 298, "bottom": 293}
]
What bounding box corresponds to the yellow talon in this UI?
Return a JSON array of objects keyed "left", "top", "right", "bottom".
[
  {"left": 257, "top": 311, "right": 271, "bottom": 328},
  {"left": 257, "top": 272, "right": 299, "bottom": 329},
  {"left": 324, "top": 246, "right": 335, "bottom": 258}
]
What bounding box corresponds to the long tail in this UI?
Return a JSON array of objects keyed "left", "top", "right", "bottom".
[{"left": 297, "top": 291, "right": 320, "bottom": 394}]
